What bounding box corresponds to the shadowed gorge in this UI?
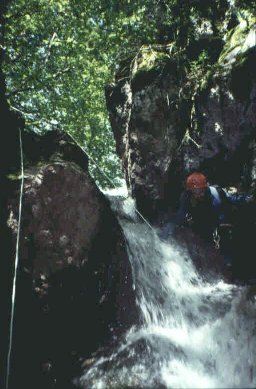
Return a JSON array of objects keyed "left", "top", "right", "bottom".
[{"left": 2, "top": 1, "right": 256, "bottom": 388}]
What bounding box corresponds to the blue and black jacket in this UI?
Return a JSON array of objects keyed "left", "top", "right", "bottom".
[
  {"left": 160, "top": 186, "right": 251, "bottom": 241},
  {"left": 174, "top": 186, "right": 250, "bottom": 242}
]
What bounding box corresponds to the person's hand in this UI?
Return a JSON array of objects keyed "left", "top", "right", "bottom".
[
  {"left": 158, "top": 222, "right": 176, "bottom": 240},
  {"left": 246, "top": 194, "right": 256, "bottom": 203}
]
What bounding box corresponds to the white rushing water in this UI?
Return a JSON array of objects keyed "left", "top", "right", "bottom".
[{"left": 78, "top": 190, "right": 256, "bottom": 388}]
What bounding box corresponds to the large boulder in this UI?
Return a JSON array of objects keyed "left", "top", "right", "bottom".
[
  {"left": 6, "top": 131, "right": 137, "bottom": 388},
  {"left": 105, "top": 48, "right": 188, "bottom": 220}
]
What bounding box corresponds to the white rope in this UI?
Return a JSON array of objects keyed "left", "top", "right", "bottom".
[
  {"left": 67, "top": 132, "right": 154, "bottom": 231},
  {"left": 4, "top": 129, "right": 154, "bottom": 388},
  {"left": 6, "top": 128, "right": 24, "bottom": 389},
  {"left": 134, "top": 209, "right": 154, "bottom": 231},
  {"left": 67, "top": 132, "right": 120, "bottom": 189}
]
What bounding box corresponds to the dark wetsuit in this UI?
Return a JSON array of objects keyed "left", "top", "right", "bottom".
[
  {"left": 175, "top": 186, "right": 249, "bottom": 238},
  {"left": 175, "top": 186, "right": 225, "bottom": 242},
  {"left": 174, "top": 186, "right": 251, "bottom": 265}
]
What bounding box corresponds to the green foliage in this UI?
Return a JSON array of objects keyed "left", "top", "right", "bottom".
[
  {"left": 188, "top": 50, "right": 212, "bottom": 92},
  {"left": 3, "top": 0, "right": 255, "bottom": 187},
  {"left": 235, "top": 0, "right": 256, "bottom": 14},
  {"left": 3, "top": 0, "right": 159, "bottom": 188}
]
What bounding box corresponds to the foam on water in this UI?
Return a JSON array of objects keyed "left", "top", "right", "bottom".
[{"left": 77, "top": 193, "right": 256, "bottom": 388}]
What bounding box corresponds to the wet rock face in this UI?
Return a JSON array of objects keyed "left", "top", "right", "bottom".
[
  {"left": 186, "top": 75, "right": 256, "bottom": 186},
  {"left": 6, "top": 132, "right": 137, "bottom": 388},
  {"left": 106, "top": 70, "right": 188, "bottom": 220}
]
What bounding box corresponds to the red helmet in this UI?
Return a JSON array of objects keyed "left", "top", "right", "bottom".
[{"left": 186, "top": 172, "right": 207, "bottom": 190}]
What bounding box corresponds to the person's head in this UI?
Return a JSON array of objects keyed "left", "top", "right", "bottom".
[{"left": 185, "top": 172, "right": 208, "bottom": 200}]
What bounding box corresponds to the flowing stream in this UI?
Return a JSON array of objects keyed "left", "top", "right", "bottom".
[{"left": 77, "top": 188, "right": 256, "bottom": 388}]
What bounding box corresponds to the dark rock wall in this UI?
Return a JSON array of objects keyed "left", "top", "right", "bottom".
[
  {"left": 5, "top": 132, "right": 137, "bottom": 389},
  {"left": 106, "top": 47, "right": 256, "bottom": 222},
  {"left": 188, "top": 54, "right": 256, "bottom": 187}
]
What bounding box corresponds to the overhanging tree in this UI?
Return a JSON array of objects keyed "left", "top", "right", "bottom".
[{"left": 3, "top": 0, "right": 254, "bottom": 187}]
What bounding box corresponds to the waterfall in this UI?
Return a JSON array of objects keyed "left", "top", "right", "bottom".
[{"left": 77, "top": 189, "right": 256, "bottom": 388}]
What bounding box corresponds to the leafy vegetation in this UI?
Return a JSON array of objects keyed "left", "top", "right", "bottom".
[
  {"left": 3, "top": 0, "right": 158, "bottom": 187},
  {"left": 2, "top": 0, "right": 255, "bottom": 187}
]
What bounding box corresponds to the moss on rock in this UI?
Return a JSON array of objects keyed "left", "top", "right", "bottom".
[
  {"left": 218, "top": 15, "right": 256, "bottom": 65},
  {"left": 131, "top": 45, "right": 173, "bottom": 81}
]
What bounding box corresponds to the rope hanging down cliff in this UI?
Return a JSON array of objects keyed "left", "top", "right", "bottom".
[
  {"left": 67, "top": 132, "right": 154, "bottom": 232},
  {"left": 5, "top": 128, "right": 153, "bottom": 389},
  {"left": 6, "top": 128, "right": 24, "bottom": 389}
]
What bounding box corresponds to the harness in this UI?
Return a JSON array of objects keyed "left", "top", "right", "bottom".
[
  {"left": 213, "top": 228, "right": 221, "bottom": 249},
  {"left": 208, "top": 186, "right": 221, "bottom": 248},
  {"left": 209, "top": 186, "right": 233, "bottom": 249},
  {"left": 186, "top": 185, "right": 233, "bottom": 249}
]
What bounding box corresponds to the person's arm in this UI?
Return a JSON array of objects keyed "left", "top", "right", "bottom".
[
  {"left": 158, "top": 191, "right": 190, "bottom": 240},
  {"left": 225, "top": 191, "right": 253, "bottom": 205}
]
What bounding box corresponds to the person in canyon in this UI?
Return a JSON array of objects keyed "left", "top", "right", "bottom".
[{"left": 160, "top": 172, "right": 254, "bottom": 272}]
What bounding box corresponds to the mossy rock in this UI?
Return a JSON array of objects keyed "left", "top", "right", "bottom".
[
  {"left": 218, "top": 15, "right": 256, "bottom": 65},
  {"left": 131, "top": 44, "right": 173, "bottom": 76},
  {"left": 131, "top": 62, "right": 179, "bottom": 92}
]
